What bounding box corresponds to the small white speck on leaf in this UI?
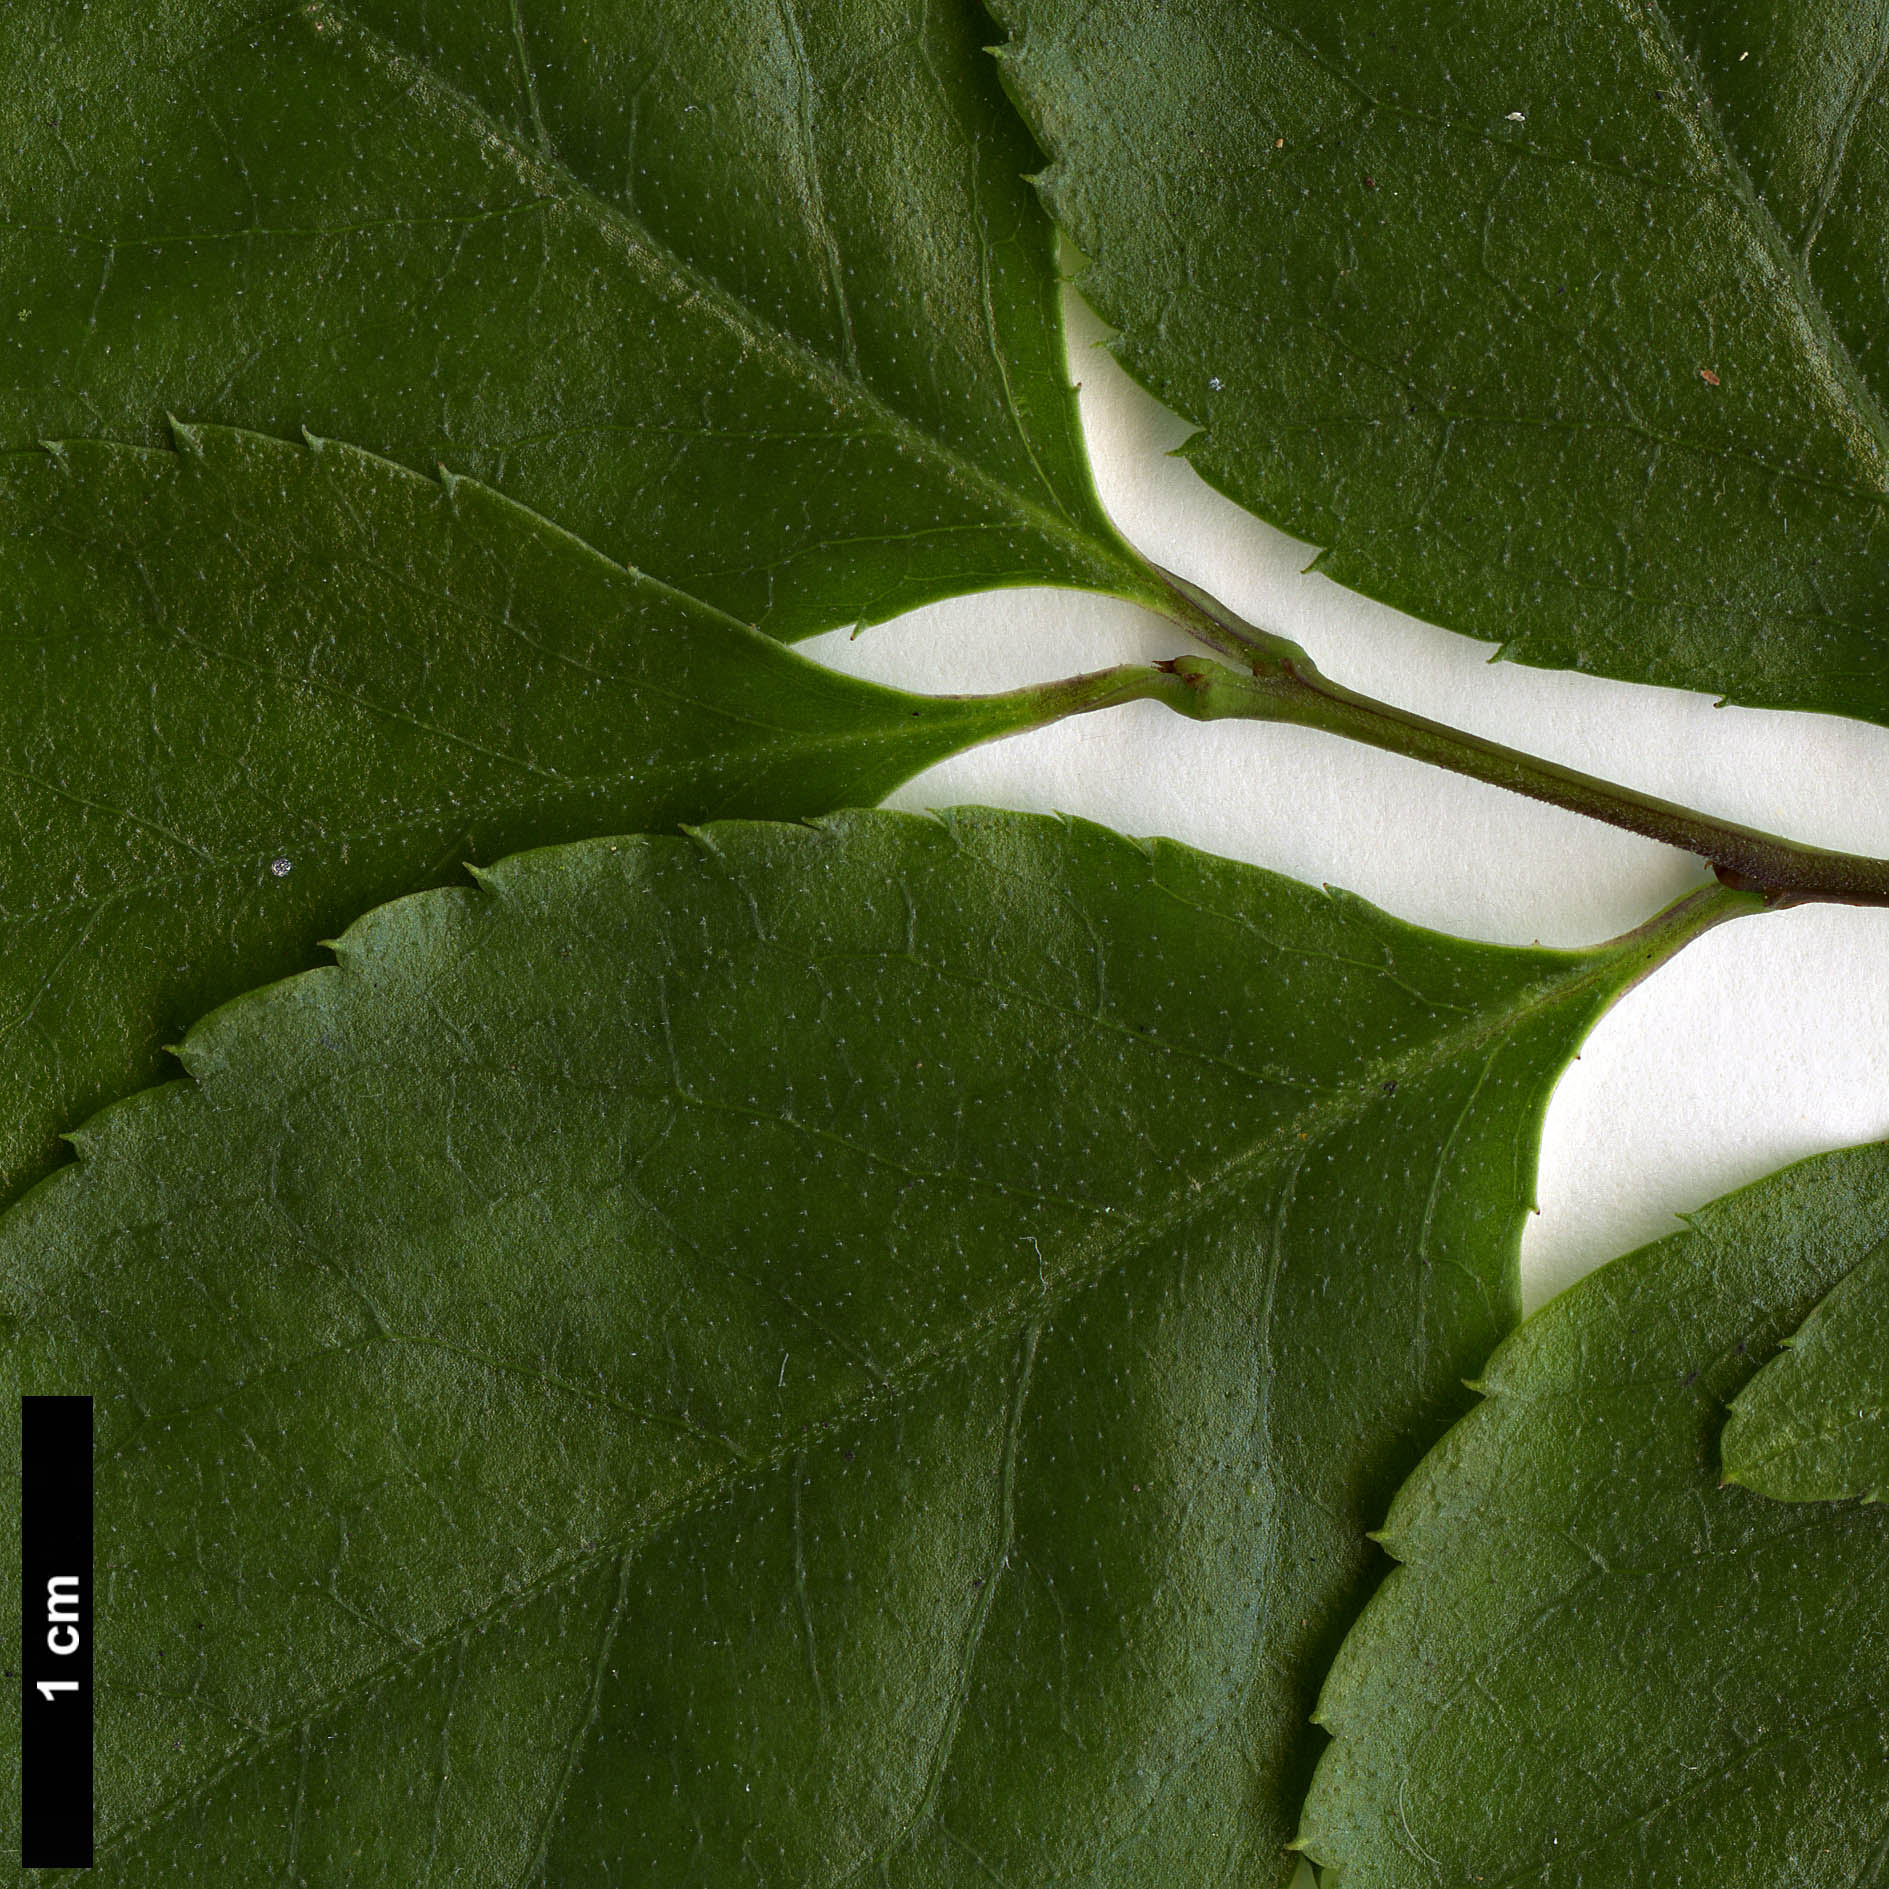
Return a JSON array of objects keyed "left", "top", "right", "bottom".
[
  {"left": 1506, "top": 111, "right": 1526, "bottom": 122},
  {"left": 270, "top": 857, "right": 293, "bottom": 878},
  {"left": 1208, "top": 376, "right": 1224, "bottom": 391}
]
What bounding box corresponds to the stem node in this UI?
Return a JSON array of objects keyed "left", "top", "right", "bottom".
[{"left": 1135, "top": 572, "right": 1889, "bottom": 910}]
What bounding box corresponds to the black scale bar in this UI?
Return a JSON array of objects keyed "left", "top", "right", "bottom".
[{"left": 21, "top": 1396, "right": 92, "bottom": 1869}]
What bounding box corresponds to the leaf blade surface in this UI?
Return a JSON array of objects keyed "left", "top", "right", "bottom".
[
  {"left": 993, "top": 0, "right": 1889, "bottom": 722},
  {"left": 0, "top": 422, "right": 1027, "bottom": 1208},
  {"left": 1, "top": 812, "right": 1739, "bottom": 1881},
  {"left": 1299, "top": 1141, "right": 1889, "bottom": 1887},
  {"left": 1724, "top": 1228, "right": 1889, "bottom": 1502},
  {"left": 2, "top": 0, "right": 1150, "bottom": 637}
]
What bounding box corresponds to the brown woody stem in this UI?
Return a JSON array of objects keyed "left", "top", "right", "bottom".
[{"left": 1095, "top": 567, "right": 1889, "bottom": 909}]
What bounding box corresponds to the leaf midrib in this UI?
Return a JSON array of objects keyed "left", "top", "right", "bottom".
[
  {"left": 302, "top": 0, "right": 1143, "bottom": 601},
  {"left": 1626, "top": 0, "right": 1889, "bottom": 489},
  {"left": 82, "top": 902, "right": 1647, "bottom": 1865},
  {"left": 0, "top": 697, "right": 976, "bottom": 942},
  {"left": 1800, "top": 12, "right": 1889, "bottom": 263},
  {"left": 1733, "top": 1398, "right": 1888, "bottom": 1477},
  {"left": 1175, "top": 0, "right": 1889, "bottom": 503}
]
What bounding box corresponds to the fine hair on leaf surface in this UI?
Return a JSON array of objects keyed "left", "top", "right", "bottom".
[{"left": 1723, "top": 1225, "right": 1889, "bottom": 1503}]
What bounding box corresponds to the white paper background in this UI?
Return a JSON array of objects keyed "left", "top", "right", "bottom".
[{"left": 805, "top": 293, "right": 1889, "bottom": 1313}]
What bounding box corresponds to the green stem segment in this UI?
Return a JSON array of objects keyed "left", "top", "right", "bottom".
[
  {"left": 1090, "top": 567, "right": 1889, "bottom": 910},
  {"left": 996, "top": 650, "right": 1889, "bottom": 906},
  {"left": 952, "top": 569, "right": 1889, "bottom": 906}
]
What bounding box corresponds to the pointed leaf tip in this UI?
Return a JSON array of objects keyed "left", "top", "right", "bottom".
[{"left": 0, "top": 424, "right": 1023, "bottom": 1206}]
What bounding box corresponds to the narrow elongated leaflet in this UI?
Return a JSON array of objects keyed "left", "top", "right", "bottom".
[
  {"left": 1724, "top": 1222, "right": 1889, "bottom": 1502},
  {"left": 992, "top": 0, "right": 1889, "bottom": 725},
  {"left": 1300, "top": 1141, "right": 1889, "bottom": 1888},
  {"left": 0, "top": 424, "right": 1057, "bottom": 1211},
  {"left": 1, "top": 0, "right": 1153, "bottom": 636},
  {"left": 2, "top": 811, "right": 1748, "bottom": 1880}
]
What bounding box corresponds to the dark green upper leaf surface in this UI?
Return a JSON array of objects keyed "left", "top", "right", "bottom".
[
  {"left": 0, "top": 421, "right": 1028, "bottom": 1211},
  {"left": 1, "top": 0, "right": 1151, "bottom": 637},
  {"left": 1299, "top": 1142, "right": 1889, "bottom": 1888},
  {"left": 1724, "top": 1227, "right": 1889, "bottom": 1502},
  {"left": 1, "top": 811, "right": 1739, "bottom": 1882},
  {"left": 994, "top": 0, "right": 1889, "bottom": 722}
]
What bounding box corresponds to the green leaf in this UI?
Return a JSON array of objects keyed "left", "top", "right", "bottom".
[
  {"left": 0, "top": 422, "right": 1038, "bottom": 1210},
  {"left": 1724, "top": 1228, "right": 1889, "bottom": 1502},
  {"left": 1299, "top": 1142, "right": 1889, "bottom": 1888},
  {"left": 992, "top": 0, "right": 1889, "bottom": 723},
  {"left": 3, "top": 0, "right": 1155, "bottom": 638},
  {"left": 2, "top": 811, "right": 1742, "bottom": 1881}
]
